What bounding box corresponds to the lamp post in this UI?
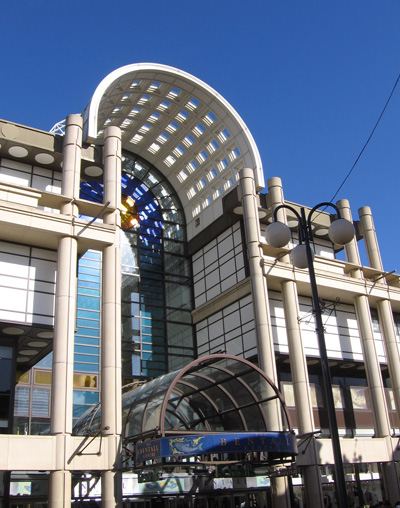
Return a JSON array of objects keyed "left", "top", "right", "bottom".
[{"left": 266, "top": 202, "right": 355, "bottom": 508}]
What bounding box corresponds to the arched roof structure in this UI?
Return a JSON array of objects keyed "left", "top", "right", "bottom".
[
  {"left": 74, "top": 355, "right": 296, "bottom": 466},
  {"left": 82, "top": 64, "right": 264, "bottom": 239}
]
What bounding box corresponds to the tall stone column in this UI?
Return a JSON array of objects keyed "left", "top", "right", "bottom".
[
  {"left": 358, "top": 206, "right": 383, "bottom": 270},
  {"left": 101, "top": 126, "right": 122, "bottom": 507},
  {"left": 336, "top": 200, "right": 362, "bottom": 272},
  {"left": 268, "top": 177, "right": 324, "bottom": 508},
  {"left": 339, "top": 201, "right": 400, "bottom": 503},
  {"left": 49, "top": 115, "right": 82, "bottom": 507},
  {"left": 60, "top": 114, "right": 82, "bottom": 217},
  {"left": 357, "top": 207, "right": 400, "bottom": 414},
  {"left": 358, "top": 205, "right": 400, "bottom": 503},
  {"left": 239, "top": 170, "right": 290, "bottom": 508},
  {"left": 377, "top": 301, "right": 400, "bottom": 427}
]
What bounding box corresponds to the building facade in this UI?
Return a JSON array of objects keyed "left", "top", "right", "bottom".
[{"left": 1, "top": 63, "right": 400, "bottom": 508}]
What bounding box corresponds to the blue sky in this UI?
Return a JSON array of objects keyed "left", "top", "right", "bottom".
[{"left": 1, "top": 1, "right": 399, "bottom": 270}]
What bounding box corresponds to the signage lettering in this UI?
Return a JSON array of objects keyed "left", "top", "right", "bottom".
[{"left": 136, "top": 432, "right": 297, "bottom": 463}]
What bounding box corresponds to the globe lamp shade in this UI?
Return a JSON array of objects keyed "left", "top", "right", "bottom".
[
  {"left": 291, "top": 244, "right": 313, "bottom": 269},
  {"left": 265, "top": 221, "right": 291, "bottom": 248},
  {"left": 328, "top": 218, "right": 355, "bottom": 246}
]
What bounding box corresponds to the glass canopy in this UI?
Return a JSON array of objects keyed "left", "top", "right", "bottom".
[
  {"left": 74, "top": 355, "right": 295, "bottom": 467},
  {"left": 74, "top": 354, "right": 297, "bottom": 471}
]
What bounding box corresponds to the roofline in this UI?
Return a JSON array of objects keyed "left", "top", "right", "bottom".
[
  {"left": 82, "top": 63, "right": 264, "bottom": 189},
  {"left": 159, "top": 353, "right": 292, "bottom": 435}
]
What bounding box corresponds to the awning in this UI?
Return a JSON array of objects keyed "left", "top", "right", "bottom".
[{"left": 74, "top": 354, "right": 297, "bottom": 466}]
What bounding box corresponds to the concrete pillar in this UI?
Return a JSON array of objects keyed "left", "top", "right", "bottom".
[
  {"left": 377, "top": 299, "right": 400, "bottom": 502},
  {"left": 281, "top": 281, "right": 325, "bottom": 508},
  {"left": 49, "top": 115, "right": 82, "bottom": 506},
  {"left": 356, "top": 203, "right": 400, "bottom": 418},
  {"left": 354, "top": 296, "right": 390, "bottom": 436},
  {"left": 101, "top": 126, "right": 122, "bottom": 508},
  {"left": 239, "top": 169, "right": 290, "bottom": 508},
  {"left": 378, "top": 300, "right": 400, "bottom": 428},
  {"left": 353, "top": 295, "right": 399, "bottom": 502},
  {"left": 339, "top": 201, "right": 388, "bottom": 432},
  {"left": 359, "top": 206, "right": 383, "bottom": 271},
  {"left": 338, "top": 200, "right": 400, "bottom": 502},
  {"left": 239, "top": 169, "right": 277, "bottom": 382},
  {"left": 61, "top": 114, "right": 82, "bottom": 216},
  {"left": 268, "top": 177, "right": 324, "bottom": 508},
  {"left": 337, "top": 200, "right": 362, "bottom": 274},
  {"left": 50, "top": 236, "right": 77, "bottom": 436},
  {"left": 103, "top": 126, "right": 122, "bottom": 226},
  {"left": 48, "top": 470, "right": 72, "bottom": 508},
  {"left": 357, "top": 205, "right": 400, "bottom": 502}
]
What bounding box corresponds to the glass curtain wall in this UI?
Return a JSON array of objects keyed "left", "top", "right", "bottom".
[
  {"left": 80, "top": 152, "right": 194, "bottom": 386},
  {"left": 0, "top": 342, "right": 14, "bottom": 434}
]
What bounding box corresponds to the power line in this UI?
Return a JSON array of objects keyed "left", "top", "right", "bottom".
[{"left": 329, "top": 72, "right": 400, "bottom": 204}]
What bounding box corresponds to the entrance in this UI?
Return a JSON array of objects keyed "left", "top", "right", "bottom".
[
  {"left": 9, "top": 502, "right": 47, "bottom": 508},
  {"left": 126, "top": 491, "right": 270, "bottom": 508}
]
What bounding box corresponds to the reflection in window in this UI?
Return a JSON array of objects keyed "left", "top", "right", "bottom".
[
  {"left": 371, "top": 309, "right": 380, "bottom": 333},
  {"left": 310, "top": 383, "right": 324, "bottom": 408},
  {"left": 81, "top": 152, "right": 194, "bottom": 381},
  {"left": 387, "top": 388, "right": 396, "bottom": 410},
  {"left": 332, "top": 386, "right": 344, "bottom": 409},
  {"left": 73, "top": 374, "right": 98, "bottom": 388},
  {"left": 350, "top": 386, "right": 369, "bottom": 410},
  {"left": 282, "top": 383, "right": 295, "bottom": 407}
]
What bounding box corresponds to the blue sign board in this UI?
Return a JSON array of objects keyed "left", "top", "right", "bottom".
[{"left": 136, "top": 432, "right": 297, "bottom": 463}]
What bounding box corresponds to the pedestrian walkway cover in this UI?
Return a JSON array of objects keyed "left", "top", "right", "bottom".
[{"left": 74, "top": 354, "right": 296, "bottom": 466}]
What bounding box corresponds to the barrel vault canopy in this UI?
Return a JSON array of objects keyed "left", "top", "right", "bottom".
[
  {"left": 74, "top": 355, "right": 293, "bottom": 441},
  {"left": 82, "top": 63, "right": 264, "bottom": 239}
]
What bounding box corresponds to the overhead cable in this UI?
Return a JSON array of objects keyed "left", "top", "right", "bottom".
[{"left": 329, "top": 72, "right": 400, "bottom": 204}]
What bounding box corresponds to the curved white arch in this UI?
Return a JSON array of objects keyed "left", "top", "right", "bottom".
[{"left": 83, "top": 63, "right": 264, "bottom": 237}]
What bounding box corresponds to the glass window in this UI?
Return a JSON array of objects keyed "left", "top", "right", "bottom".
[
  {"left": 74, "top": 354, "right": 99, "bottom": 364},
  {"left": 77, "top": 295, "right": 100, "bottom": 311},
  {"left": 387, "top": 388, "right": 396, "bottom": 410},
  {"left": 80, "top": 153, "right": 194, "bottom": 379},
  {"left": 310, "top": 383, "right": 324, "bottom": 408},
  {"left": 0, "top": 347, "right": 12, "bottom": 394},
  {"left": 164, "top": 240, "right": 184, "bottom": 255},
  {"left": 32, "top": 388, "right": 50, "bottom": 416},
  {"left": 16, "top": 370, "right": 30, "bottom": 384},
  {"left": 77, "top": 310, "right": 100, "bottom": 320},
  {"left": 34, "top": 371, "right": 52, "bottom": 385},
  {"left": 14, "top": 387, "right": 30, "bottom": 415},
  {"left": 13, "top": 416, "right": 29, "bottom": 435},
  {"left": 166, "top": 283, "right": 192, "bottom": 309},
  {"left": 73, "top": 405, "right": 92, "bottom": 419},
  {"left": 167, "top": 323, "right": 194, "bottom": 348},
  {"left": 0, "top": 346, "right": 12, "bottom": 359},
  {"left": 75, "top": 345, "right": 99, "bottom": 355},
  {"left": 350, "top": 386, "right": 369, "bottom": 410},
  {"left": 76, "top": 327, "right": 100, "bottom": 337},
  {"left": 332, "top": 386, "right": 344, "bottom": 409},
  {"left": 371, "top": 309, "right": 380, "bottom": 333},
  {"left": 76, "top": 318, "right": 100, "bottom": 329},
  {"left": 31, "top": 417, "right": 50, "bottom": 435},
  {"left": 74, "top": 363, "right": 98, "bottom": 373},
  {"left": 73, "top": 374, "right": 98, "bottom": 388},
  {"left": 73, "top": 391, "right": 99, "bottom": 405},
  {"left": 75, "top": 337, "right": 99, "bottom": 346},
  {"left": 164, "top": 254, "right": 190, "bottom": 277},
  {"left": 282, "top": 382, "right": 295, "bottom": 407},
  {"left": 131, "top": 355, "right": 141, "bottom": 375},
  {"left": 36, "top": 353, "right": 52, "bottom": 368}
]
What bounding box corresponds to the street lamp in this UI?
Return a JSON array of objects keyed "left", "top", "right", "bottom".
[{"left": 266, "top": 202, "right": 355, "bottom": 508}]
